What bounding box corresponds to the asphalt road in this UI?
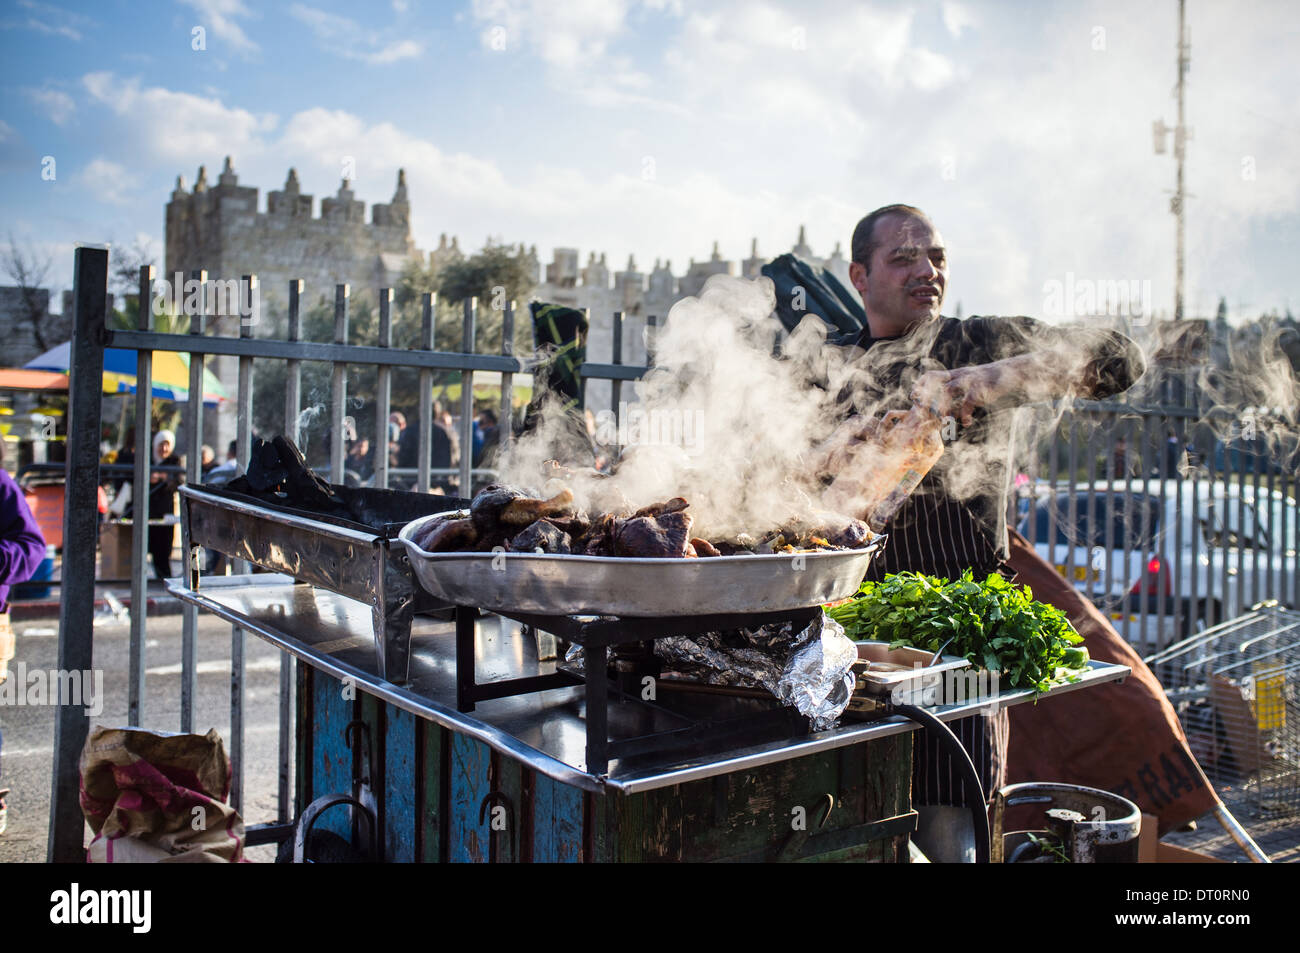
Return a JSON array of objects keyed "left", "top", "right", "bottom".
[{"left": 0, "top": 607, "right": 289, "bottom": 863}]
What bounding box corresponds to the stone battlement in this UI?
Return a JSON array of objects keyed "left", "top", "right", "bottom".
[{"left": 165, "top": 157, "right": 422, "bottom": 310}]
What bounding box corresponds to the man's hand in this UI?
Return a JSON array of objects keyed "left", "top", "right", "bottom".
[{"left": 911, "top": 365, "right": 1002, "bottom": 427}]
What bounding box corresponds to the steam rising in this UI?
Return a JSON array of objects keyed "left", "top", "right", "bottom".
[
  {"left": 495, "top": 274, "right": 1299, "bottom": 547},
  {"left": 500, "top": 275, "right": 850, "bottom": 537}
]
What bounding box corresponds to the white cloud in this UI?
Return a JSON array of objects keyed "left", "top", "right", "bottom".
[
  {"left": 79, "top": 158, "right": 139, "bottom": 206},
  {"left": 942, "top": 1, "right": 976, "bottom": 38},
  {"left": 0, "top": 119, "right": 14, "bottom": 142},
  {"left": 81, "top": 72, "right": 278, "bottom": 162},
  {"left": 289, "top": 3, "right": 424, "bottom": 65},
  {"left": 25, "top": 87, "right": 75, "bottom": 126},
  {"left": 177, "top": 0, "right": 260, "bottom": 56},
  {"left": 5, "top": 0, "right": 86, "bottom": 41}
]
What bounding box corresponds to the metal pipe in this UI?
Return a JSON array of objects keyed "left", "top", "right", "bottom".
[
  {"left": 106, "top": 327, "right": 520, "bottom": 372},
  {"left": 285, "top": 280, "right": 302, "bottom": 445},
  {"left": 500, "top": 299, "right": 514, "bottom": 450},
  {"left": 459, "top": 297, "right": 476, "bottom": 496},
  {"left": 229, "top": 274, "right": 256, "bottom": 816},
  {"left": 129, "top": 265, "right": 154, "bottom": 726},
  {"left": 1213, "top": 802, "right": 1271, "bottom": 863},
  {"left": 47, "top": 245, "right": 108, "bottom": 862},
  {"left": 374, "top": 288, "right": 393, "bottom": 490},
  {"left": 180, "top": 269, "right": 206, "bottom": 732},
  {"left": 330, "top": 284, "right": 349, "bottom": 484},
  {"left": 611, "top": 310, "right": 623, "bottom": 435},
  {"left": 278, "top": 279, "right": 302, "bottom": 826},
  {"left": 417, "top": 293, "right": 434, "bottom": 493}
]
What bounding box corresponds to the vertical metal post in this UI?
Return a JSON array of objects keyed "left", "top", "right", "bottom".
[
  {"left": 285, "top": 280, "right": 303, "bottom": 445},
  {"left": 1122, "top": 417, "right": 1135, "bottom": 644},
  {"left": 128, "top": 265, "right": 154, "bottom": 727},
  {"left": 611, "top": 311, "right": 623, "bottom": 430},
  {"left": 374, "top": 288, "right": 393, "bottom": 490},
  {"left": 417, "top": 293, "right": 434, "bottom": 494},
  {"left": 1251, "top": 448, "right": 1263, "bottom": 607},
  {"left": 1189, "top": 381, "right": 1201, "bottom": 632},
  {"left": 331, "top": 284, "right": 349, "bottom": 484},
  {"left": 229, "top": 275, "right": 255, "bottom": 816},
  {"left": 1217, "top": 440, "right": 1230, "bottom": 626},
  {"left": 1236, "top": 448, "right": 1247, "bottom": 617},
  {"left": 459, "top": 297, "right": 476, "bottom": 496},
  {"left": 1171, "top": 410, "right": 1185, "bottom": 646},
  {"left": 180, "top": 269, "right": 206, "bottom": 733},
  {"left": 500, "top": 299, "right": 515, "bottom": 452},
  {"left": 1065, "top": 416, "right": 1078, "bottom": 580},
  {"left": 279, "top": 278, "right": 302, "bottom": 825},
  {"left": 48, "top": 245, "right": 108, "bottom": 862},
  {"left": 1085, "top": 413, "right": 1098, "bottom": 604}
]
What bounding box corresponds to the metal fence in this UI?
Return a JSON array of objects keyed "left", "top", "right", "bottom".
[
  {"left": 47, "top": 248, "right": 647, "bottom": 859},
  {"left": 1017, "top": 370, "right": 1298, "bottom": 655},
  {"left": 47, "top": 247, "right": 1299, "bottom": 859}
]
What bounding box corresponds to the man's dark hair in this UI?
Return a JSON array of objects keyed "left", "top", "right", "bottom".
[{"left": 850, "top": 204, "right": 931, "bottom": 274}]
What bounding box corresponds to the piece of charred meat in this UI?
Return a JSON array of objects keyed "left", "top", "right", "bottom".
[
  {"left": 508, "top": 519, "right": 573, "bottom": 554},
  {"left": 825, "top": 518, "right": 872, "bottom": 549},
  {"left": 614, "top": 510, "right": 694, "bottom": 558},
  {"left": 577, "top": 513, "right": 619, "bottom": 556},
  {"left": 631, "top": 497, "right": 689, "bottom": 519},
  {"left": 470, "top": 484, "right": 532, "bottom": 534},
  {"left": 691, "top": 537, "right": 722, "bottom": 557},
  {"left": 414, "top": 516, "right": 478, "bottom": 553},
  {"left": 500, "top": 488, "right": 575, "bottom": 527}
]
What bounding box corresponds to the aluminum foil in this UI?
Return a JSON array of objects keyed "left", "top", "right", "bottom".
[
  {"left": 774, "top": 613, "right": 857, "bottom": 730},
  {"left": 650, "top": 611, "right": 858, "bottom": 729}
]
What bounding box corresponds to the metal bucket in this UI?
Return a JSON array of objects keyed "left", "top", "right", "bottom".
[{"left": 992, "top": 781, "right": 1142, "bottom": 863}]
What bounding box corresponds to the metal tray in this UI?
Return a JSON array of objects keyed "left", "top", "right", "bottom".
[
  {"left": 398, "top": 512, "right": 886, "bottom": 617},
  {"left": 854, "top": 641, "right": 973, "bottom": 704}
]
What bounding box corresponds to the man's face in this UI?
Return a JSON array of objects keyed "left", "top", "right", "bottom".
[{"left": 849, "top": 213, "right": 947, "bottom": 337}]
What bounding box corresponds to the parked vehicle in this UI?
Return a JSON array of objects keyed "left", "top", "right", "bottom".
[{"left": 1017, "top": 479, "right": 1298, "bottom": 649}]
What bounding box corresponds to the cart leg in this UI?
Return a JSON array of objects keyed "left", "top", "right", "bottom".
[
  {"left": 456, "top": 606, "right": 476, "bottom": 712},
  {"left": 586, "top": 644, "right": 608, "bottom": 775}
]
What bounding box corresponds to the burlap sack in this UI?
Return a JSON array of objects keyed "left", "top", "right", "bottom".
[
  {"left": 1003, "top": 530, "right": 1220, "bottom": 836},
  {"left": 80, "top": 726, "right": 245, "bottom": 863}
]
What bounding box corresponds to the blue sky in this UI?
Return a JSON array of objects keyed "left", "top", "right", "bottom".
[{"left": 1, "top": 0, "right": 1297, "bottom": 321}]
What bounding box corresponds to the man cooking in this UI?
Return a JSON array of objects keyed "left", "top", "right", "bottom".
[{"left": 825, "top": 203, "right": 1145, "bottom": 859}]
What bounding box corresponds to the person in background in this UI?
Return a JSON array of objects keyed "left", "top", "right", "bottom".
[
  {"left": 398, "top": 400, "right": 460, "bottom": 494},
  {"left": 0, "top": 439, "right": 49, "bottom": 835},
  {"left": 388, "top": 412, "right": 406, "bottom": 468},
  {"left": 200, "top": 444, "right": 216, "bottom": 477},
  {"left": 148, "top": 430, "right": 182, "bottom": 580},
  {"left": 345, "top": 437, "right": 373, "bottom": 483},
  {"left": 475, "top": 408, "right": 500, "bottom": 469},
  {"left": 112, "top": 426, "right": 135, "bottom": 493},
  {"left": 205, "top": 440, "right": 239, "bottom": 486}
]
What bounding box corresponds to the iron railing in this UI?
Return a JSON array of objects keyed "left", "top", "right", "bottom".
[{"left": 47, "top": 247, "right": 1299, "bottom": 859}]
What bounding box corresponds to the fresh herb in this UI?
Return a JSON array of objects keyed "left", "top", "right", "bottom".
[{"left": 825, "top": 570, "right": 1089, "bottom": 694}]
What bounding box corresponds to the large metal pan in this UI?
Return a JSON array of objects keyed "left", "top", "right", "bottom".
[{"left": 399, "top": 512, "right": 885, "bottom": 617}]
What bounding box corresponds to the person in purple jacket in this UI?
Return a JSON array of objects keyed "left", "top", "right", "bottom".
[{"left": 0, "top": 440, "right": 48, "bottom": 835}]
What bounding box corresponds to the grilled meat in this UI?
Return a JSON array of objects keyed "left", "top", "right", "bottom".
[
  {"left": 441, "top": 484, "right": 875, "bottom": 557},
  {"left": 613, "top": 510, "right": 694, "bottom": 558},
  {"left": 508, "top": 519, "right": 573, "bottom": 554},
  {"left": 414, "top": 516, "right": 478, "bottom": 552}
]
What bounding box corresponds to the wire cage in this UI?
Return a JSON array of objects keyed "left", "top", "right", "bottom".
[{"left": 1148, "top": 604, "right": 1300, "bottom": 819}]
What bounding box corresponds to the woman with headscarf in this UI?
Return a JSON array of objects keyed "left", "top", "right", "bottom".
[{"left": 147, "top": 430, "right": 182, "bottom": 580}]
